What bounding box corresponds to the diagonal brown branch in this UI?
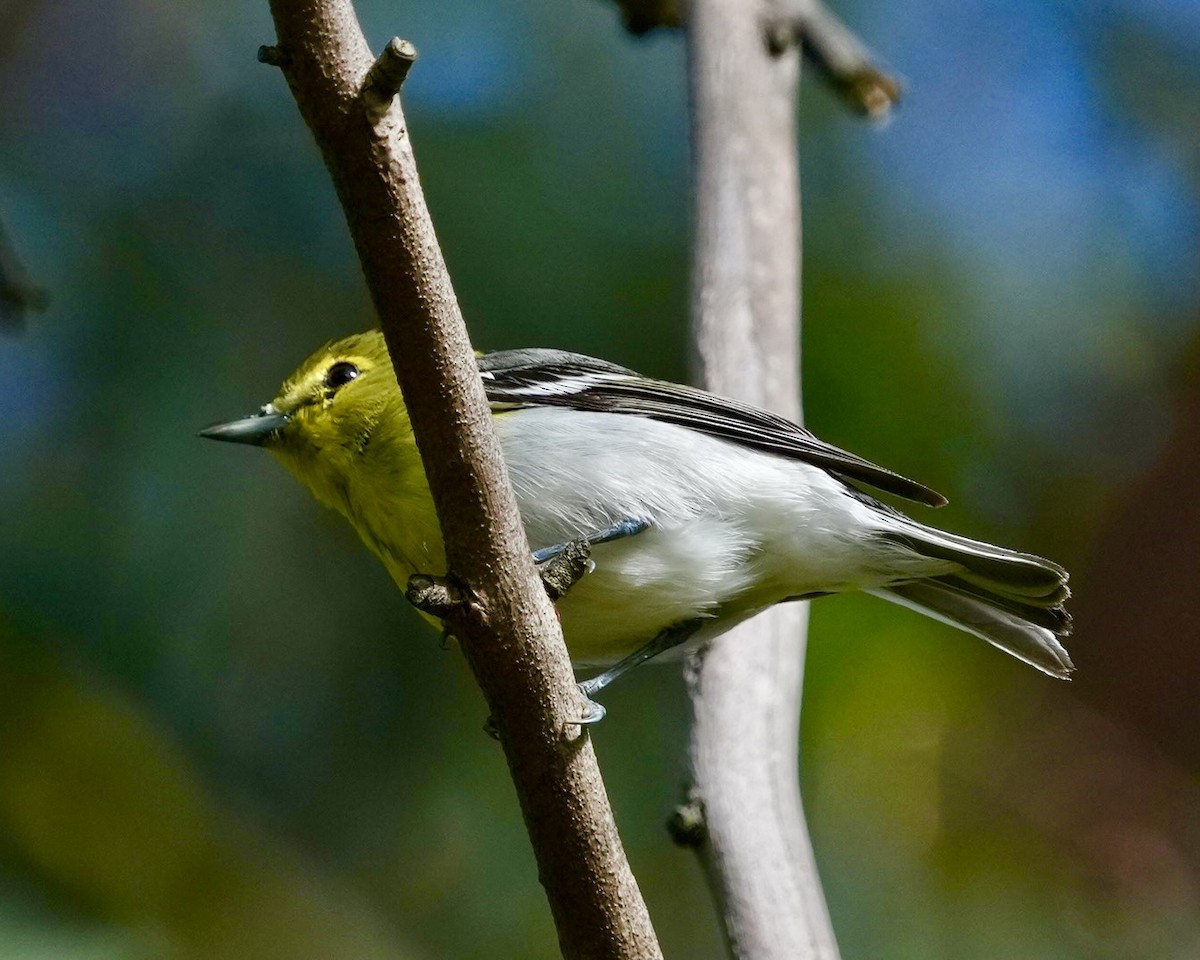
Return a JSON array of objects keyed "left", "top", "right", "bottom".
[{"left": 259, "top": 3, "right": 662, "bottom": 957}]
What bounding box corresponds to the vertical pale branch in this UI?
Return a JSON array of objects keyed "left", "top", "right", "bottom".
[
  {"left": 680, "top": 2, "right": 836, "bottom": 956},
  {"left": 676, "top": 0, "right": 897, "bottom": 956},
  {"left": 260, "top": 2, "right": 662, "bottom": 957}
]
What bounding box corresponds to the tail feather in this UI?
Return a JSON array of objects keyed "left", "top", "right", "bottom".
[
  {"left": 932, "top": 574, "right": 1072, "bottom": 635},
  {"left": 870, "top": 580, "right": 1075, "bottom": 679},
  {"left": 880, "top": 526, "right": 1067, "bottom": 601},
  {"left": 871, "top": 519, "right": 1074, "bottom": 678}
]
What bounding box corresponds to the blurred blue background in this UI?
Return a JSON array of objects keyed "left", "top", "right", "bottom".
[{"left": 1, "top": 0, "right": 1198, "bottom": 957}]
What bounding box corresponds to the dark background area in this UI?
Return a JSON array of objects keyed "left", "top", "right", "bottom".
[{"left": 1, "top": 1, "right": 1198, "bottom": 957}]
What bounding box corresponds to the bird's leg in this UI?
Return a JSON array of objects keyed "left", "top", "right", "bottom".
[
  {"left": 533, "top": 517, "right": 650, "bottom": 564},
  {"left": 534, "top": 518, "right": 650, "bottom": 601},
  {"left": 573, "top": 618, "right": 703, "bottom": 724}
]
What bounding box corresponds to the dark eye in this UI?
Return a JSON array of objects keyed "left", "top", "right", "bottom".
[{"left": 324, "top": 361, "right": 360, "bottom": 390}]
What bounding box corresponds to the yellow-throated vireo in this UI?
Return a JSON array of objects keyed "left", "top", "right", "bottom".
[{"left": 201, "top": 330, "right": 1072, "bottom": 721}]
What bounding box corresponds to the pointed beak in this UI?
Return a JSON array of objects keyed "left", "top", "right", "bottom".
[{"left": 198, "top": 405, "right": 290, "bottom": 446}]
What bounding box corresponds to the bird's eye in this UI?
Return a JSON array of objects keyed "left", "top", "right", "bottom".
[{"left": 324, "top": 361, "right": 360, "bottom": 390}]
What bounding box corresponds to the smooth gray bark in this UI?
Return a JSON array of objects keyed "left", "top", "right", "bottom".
[{"left": 681, "top": 0, "right": 840, "bottom": 956}]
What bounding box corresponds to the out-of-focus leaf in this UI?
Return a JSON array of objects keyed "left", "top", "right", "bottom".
[{"left": 0, "top": 629, "right": 416, "bottom": 960}]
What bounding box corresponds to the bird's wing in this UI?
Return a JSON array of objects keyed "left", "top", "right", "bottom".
[{"left": 478, "top": 349, "right": 948, "bottom": 507}]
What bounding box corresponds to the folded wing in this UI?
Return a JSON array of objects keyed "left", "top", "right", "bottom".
[{"left": 478, "top": 348, "right": 948, "bottom": 508}]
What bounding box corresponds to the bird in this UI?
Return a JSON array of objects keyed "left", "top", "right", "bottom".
[{"left": 200, "top": 329, "right": 1073, "bottom": 720}]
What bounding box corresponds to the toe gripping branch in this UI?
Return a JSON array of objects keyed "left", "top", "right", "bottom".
[
  {"left": 536, "top": 518, "right": 653, "bottom": 724},
  {"left": 410, "top": 519, "right": 655, "bottom": 730},
  {"left": 533, "top": 518, "right": 650, "bottom": 602},
  {"left": 572, "top": 619, "right": 703, "bottom": 726},
  {"left": 537, "top": 539, "right": 594, "bottom": 602}
]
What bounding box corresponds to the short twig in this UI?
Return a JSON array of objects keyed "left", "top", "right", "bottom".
[
  {"left": 0, "top": 216, "right": 48, "bottom": 331},
  {"left": 766, "top": 0, "right": 900, "bottom": 120},
  {"left": 362, "top": 37, "right": 417, "bottom": 120},
  {"left": 406, "top": 573, "right": 467, "bottom": 619},
  {"left": 604, "top": 0, "right": 898, "bottom": 117},
  {"left": 257, "top": 44, "right": 290, "bottom": 67}
]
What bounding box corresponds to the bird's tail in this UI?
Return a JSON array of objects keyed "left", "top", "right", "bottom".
[{"left": 868, "top": 522, "right": 1074, "bottom": 678}]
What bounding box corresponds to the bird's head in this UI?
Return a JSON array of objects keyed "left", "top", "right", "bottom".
[{"left": 200, "top": 329, "right": 408, "bottom": 512}]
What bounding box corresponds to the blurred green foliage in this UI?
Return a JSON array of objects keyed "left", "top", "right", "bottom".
[{"left": 0, "top": 0, "right": 1198, "bottom": 957}]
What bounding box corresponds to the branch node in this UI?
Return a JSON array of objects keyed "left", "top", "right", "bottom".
[
  {"left": 765, "top": 1, "right": 901, "bottom": 121},
  {"left": 537, "top": 539, "right": 593, "bottom": 602},
  {"left": 667, "top": 792, "right": 708, "bottom": 848},
  {"left": 764, "top": 21, "right": 795, "bottom": 57},
  {"left": 256, "top": 44, "right": 289, "bottom": 67},
  {"left": 363, "top": 37, "right": 418, "bottom": 120},
  {"left": 405, "top": 572, "right": 467, "bottom": 619}
]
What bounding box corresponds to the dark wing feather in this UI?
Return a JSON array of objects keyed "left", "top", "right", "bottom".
[{"left": 478, "top": 349, "right": 948, "bottom": 508}]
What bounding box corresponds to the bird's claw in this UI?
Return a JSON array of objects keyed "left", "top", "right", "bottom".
[{"left": 569, "top": 681, "right": 607, "bottom": 725}]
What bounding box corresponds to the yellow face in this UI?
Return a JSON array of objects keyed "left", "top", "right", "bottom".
[
  {"left": 263, "top": 330, "right": 409, "bottom": 515},
  {"left": 202, "top": 328, "right": 441, "bottom": 579}
]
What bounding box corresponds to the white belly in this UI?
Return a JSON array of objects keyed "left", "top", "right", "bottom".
[{"left": 495, "top": 407, "right": 940, "bottom": 664}]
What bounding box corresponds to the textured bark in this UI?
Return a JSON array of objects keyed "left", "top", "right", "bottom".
[
  {"left": 680, "top": 0, "right": 840, "bottom": 956},
  {"left": 261, "top": 3, "right": 662, "bottom": 957}
]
